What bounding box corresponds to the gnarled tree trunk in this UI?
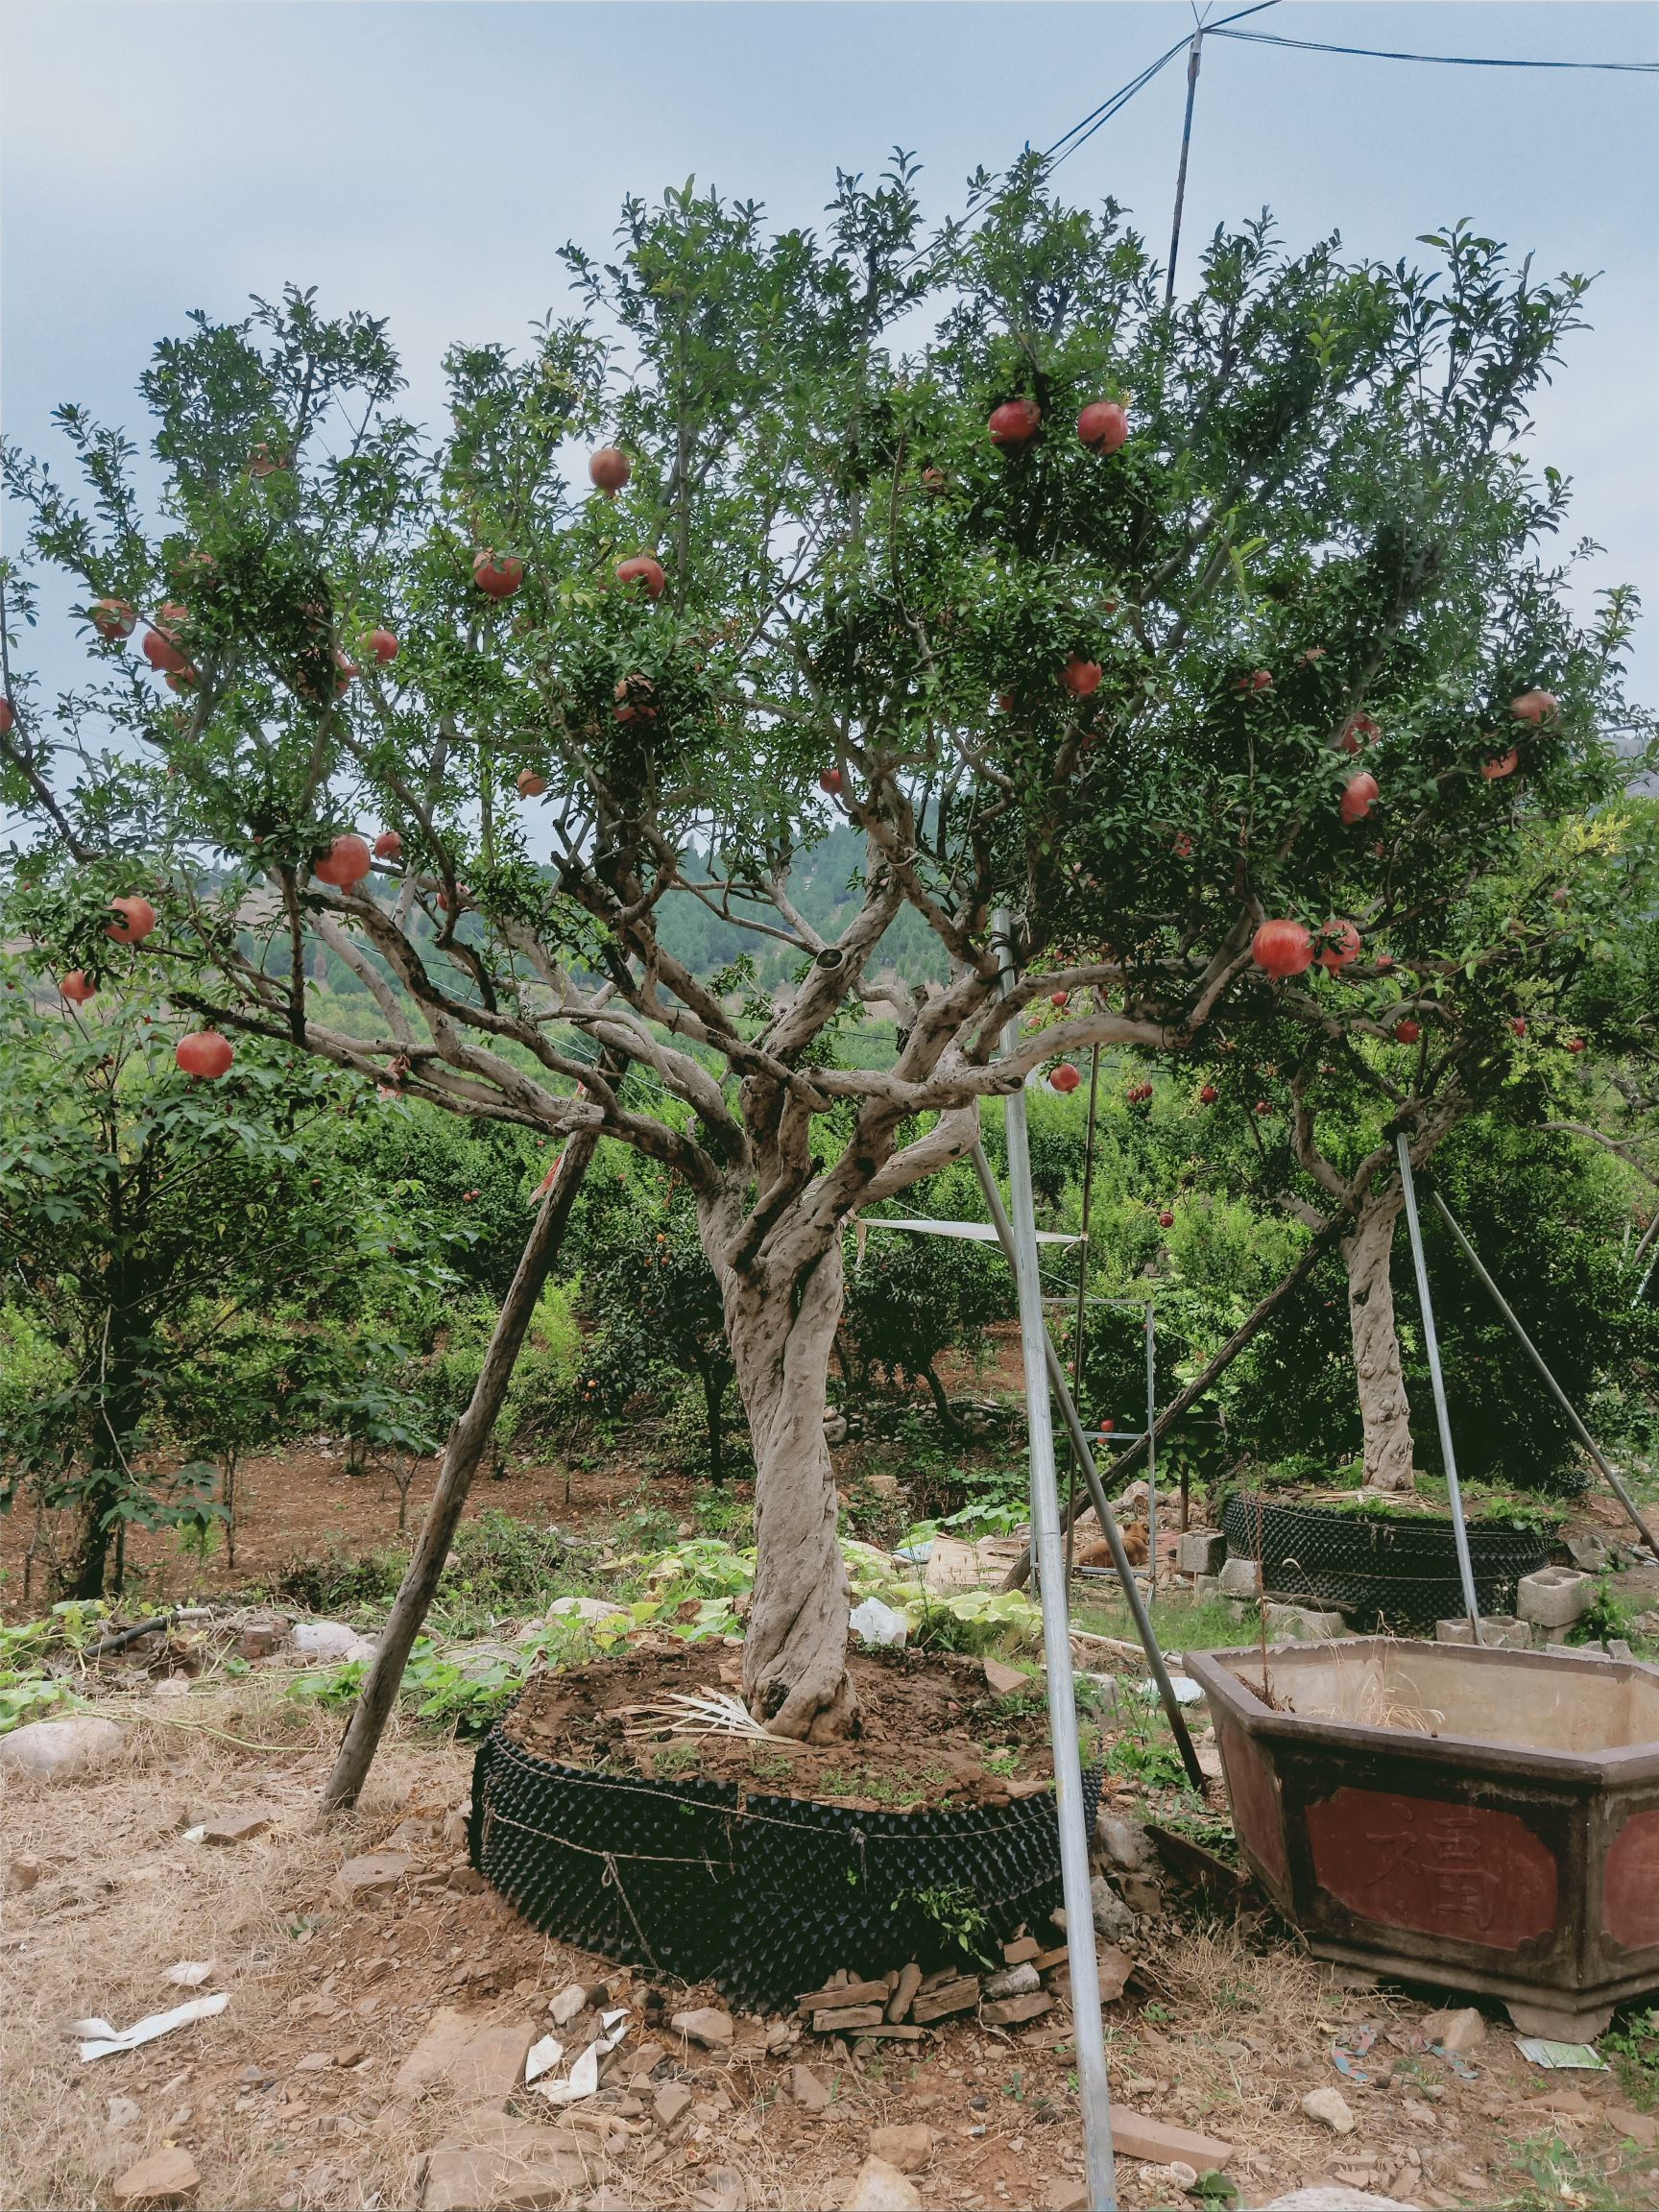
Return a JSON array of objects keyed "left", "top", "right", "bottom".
[
  {"left": 1343, "top": 1190, "right": 1416, "bottom": 1493},
  {"left": 721, "top": 1234, "right": 854, "bottom": 1743}
]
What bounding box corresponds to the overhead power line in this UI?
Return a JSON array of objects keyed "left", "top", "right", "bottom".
[{"left": 1210, "top": 26, "right": 1658, "bottom": 74}]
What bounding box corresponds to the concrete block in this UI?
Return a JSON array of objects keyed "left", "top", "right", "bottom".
[
  {"left": 1192, "top": 1573, "right": 1221, "bottom": 1600},
  {"left": 1262, "top": 1602, "right": 1347, "bottom": 1643},
  {"left": 1517, "top": 1566, "right": 1595, "bottom": 1629},
  {"left": 1177, "top": 1529, "right": 1226, "bottom": 1576},
  {"left": 1217, "top": 1556, "right": 1260, "bottom": 1599},
  {"left": 1435, "top": 1615, "right": 1529, "bottom": 1649}
]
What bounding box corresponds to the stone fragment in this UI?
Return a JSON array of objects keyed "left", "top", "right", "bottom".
[
  {"left": 1435, "top": 1615, "right": 1528, "bottom": 1648},
  {"left": 548, "top": 1982, "right": 588, "bottom": 2027},
  {"left": 886, "top": 1963, "right": 923, "bottom": 2023},
  {"left": 0, "top": 1715, "right": 125, "bottom": 1783},
  {"left": 1177, "top": 1529, "right": 1227, "bottom": 1575},
  {"left": 865, "top": 1473, "right": 900, "bottom": 1497},
  {"left": 1517, "top": 1566, "right": 1594, "bottom": 1628},
  {"left": 332, "top": 1851, "right": 412, "bottom": 1904},
  {"left": 201, "top": 1810, "right": 274, "bottom": 1845},
  {"left": 110, "top": 2148, "right": 200, "bottom": 2208},
  {"left": 1094, "top": 1811, "right": 1157, "bottom": 1873},
  {"left": 1001, "top": 1935, "right": 1040, "bottom": 1964},
  {"left": 1104, "top": 2110, "right": 1235, "bottom": 2167},
  {"left": 909, "top": 1977, "right": 979, "bottom": 2025},
  {"left": 982, "top": 1656, "right": 1031, "bottom": 1697},
  {"left": 1046, "top": 2185, "right": 1090, "bottom": 2212},
  {"left": 671, "top": 2006, "right": 733, "bottom": 2048},
  {"left": 9, "top": 1852, "right": 42, "bottom": 1891},
  {"left": 798, "top": 1978, "right": 889, "bottom": 2011},
  {"left": 1217, "top": 1556, "right": 1260, "bottom": 1599},
  {"left": 814, "top": 2004, "right": 884, "bottom": 2033},
  {"left": 983, "top": 1961, "right": 1041, "bottom": 2000},
  {"left": 1089, "top": 1872, "right": 1137, "bottom": 1943},
  {"left": 420, "top": 2114, "right": 588, "bottom": 2211},
  {"left": 290, "top": 1620, "right": 358, "bottom": 1660},
  {"left": 1564, "top": 1532, "right": 1611, "bottom": 1574},
  {"left": 234, "top": 1614, "right": 288, "bottom": 1659},
  {"left": 1302, "top": 2086, "right": 1357, "bottom": 2133},
  {"left": 695, "top": 2165, "right": 748, "bottom": 2211},
  {"left": 840, "top": 2155, "right": 922, "bottom": 2210},
  {"left": 296, "top": 2051, "right": 335, "bottom": 2072},
  {"left": 981, "top": 1991, "right": 1053, "bottom": 2026},
  {"left": 395, "top": 2007, "right": 532, "bottom": 2105},
  {"left": 868, "top": 2124, "right": 933, "bottom": 2173},
  {"left": 106, "top": 2095, "right": 141, "bottom": 2131},
  {"left": 1608, "top": 2106, "right": 1659, "bottom": 2149},
  {"left": 1421, "top": 2006, "right": 1485, "bottom": 2053},
  {"left": 655, "top": 2079, "right": 694, "bottom": 2128},
  {"left": 789, "top": 2062, "right": 831, "bottom": 2112}
]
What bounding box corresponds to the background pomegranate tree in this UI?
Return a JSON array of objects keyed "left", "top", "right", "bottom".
[{"left": 2, "top": 160, "right": 1641, "bottom": 1739}]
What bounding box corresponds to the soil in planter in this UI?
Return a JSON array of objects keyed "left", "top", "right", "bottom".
[{"left": 501, "top": 1643, "right": 1065, "bottom": 1814}]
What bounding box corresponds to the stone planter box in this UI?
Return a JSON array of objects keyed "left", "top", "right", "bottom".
[{"left": 1185, "top": 1638, "right": 1659, "bottom": 2036}]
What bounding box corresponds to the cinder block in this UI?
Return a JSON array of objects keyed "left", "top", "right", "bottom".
[
  {"left": 1177, "top": 1529, "right": 1227, "bottom": 1576},
  {"left": 1217, "top": 1556, "right": 1260, "bottom": 1599},
  {"left": 1436, "top": 1615, "right": 1529, "bottom": 1649},
  {"left": 1262, "top": 1603, "right": 1347, "bottom": 1643},
  {"left": 1517, "top": 1566, "right": 1595, "bottom": 1629}
]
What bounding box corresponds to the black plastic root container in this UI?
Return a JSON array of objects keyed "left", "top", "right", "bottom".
[
  {"left": 470, "top": 1716, "right": 1100, "bottom": 2009},
  {"left": 1220, "top": 1493, "right": 1551, "bottom": 1629}
]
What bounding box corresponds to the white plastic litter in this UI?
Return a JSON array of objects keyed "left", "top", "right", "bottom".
[
  {"left": 1516, "top": 2037, "right": 1608, "bottom": 2070},
  {"left": 523, "top": 2032, "right": 564, "bottom": 2084},
  {"left": 532, "top": 2008, "right": 629, "bottom": 2106},
  {"left": 163, "top": 1961, "right": 215, "bottom": 1987},
  {"left": 849, "top": 1597, "right": 908, "bottom": 1649},
  {"left": 73, "top": 1992, "right": 228, "bottom": 2063}
]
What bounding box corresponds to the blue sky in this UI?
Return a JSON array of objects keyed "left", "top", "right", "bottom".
[{"left": 4, "top": 2, "right": 1657, "bottom": 694}]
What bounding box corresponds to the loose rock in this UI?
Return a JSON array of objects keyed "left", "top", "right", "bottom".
[
  {"left": 1302, "top": 2086, "right": 1358, "bottom": 2134},
  {"left": 1088, "top": 1872, "right": 1137, "bottom": 1943},
  {"left": 1095, "top": 1812, "right": 1157, "bottom": 1873},
  {"left": 106, "top": 2094, "right": 141, "bottom": 2131},
  {"left": 290, "top": 1620, "right": 358, "bottom": 1661},
  {"left": 201, "top": 1810, "right": 274, "bottom": 1846},
  {"left": 671, "top": 2006, "right": 734, "bottom": 2049},
  {"left": 110, "top": 2147, "right": 200, "bottom": 2208},
  {"left": 840, "top": 2154, "right": 923, "bottom": 2210},
  {"left": 790, "top": 2062, "right": 832, "bottom": 2112},
  {"left": 655, "top": 2080, "right": 693, "bottom": 2128},
  {"left": 868, "top": 2124, "right": 934, "bottom": 2173},
  {"left": 983, "top": 1961, "right": 1041, "bottom": 2000},
  {"left": 421, "top": 2115, "right": 587, "bottom": 2211},
  {"left": 9, "top": 1852, "right": 42, "bottom": 1891},
  {"left": 1421, "top": 2006, "right": 1485, "bottom": 2054},
  {"left": 332, "top": 1850, "right": 412, "bottom": 1904},
  {"left": 0, "top": 1715, "right": 126, "bottom": 1783},
  {"left": 548, "top": 1982, "right": 588, "bottom": 2027}
]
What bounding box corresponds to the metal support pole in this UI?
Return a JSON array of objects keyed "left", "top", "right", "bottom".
[
  {"left": 1068, "top": 1046, "right": 1103, "bottom": 1589},
  {"left": 971, "top": 1141, "right": 1205, "bottom": 1789},
  {"left": 1396, "top": 1136, "right": 1481, "bottom": 1634},
  {"left": 1144, "top": 1303, "right": 1157, "bottom": 1607},
  {"left": 1431, "top": 1189, "right": 1659, "bottom": 1557},
  {"left": 994, "top": 921, "right": 1117, "bottom": 2212}
]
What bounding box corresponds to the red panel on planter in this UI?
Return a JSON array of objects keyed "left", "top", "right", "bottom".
[
  {"left": 1603, "top": 1806, "right": 1659, "bottom": 1953},
  {"left": 1307, "top": 1788, "right": 1556, "bottom": 1951},
  {"left": 1217, "top": 1717, "right": 1287, "bottom": 1887}
]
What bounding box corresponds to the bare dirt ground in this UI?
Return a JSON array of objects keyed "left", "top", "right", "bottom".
[{"left": 7, "top": 1677, "right": 1659, "bottom": 2212}]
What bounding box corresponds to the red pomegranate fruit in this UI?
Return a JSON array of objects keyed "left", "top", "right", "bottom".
[
  {"left": 106, "top": 895, "right": 157, "bottom": 945},
  {"left": 142, "top": 605, "right": 191, "bottom": 673},
  {"left": 589, "top": 447, "right": 631, "bottom": 494},
  {"left": 1199, "top": 1084, "right": 1217, "bottom": 1105},
  {"left": 373, "top": 830, "right": 402, "bottom": 860},
  {"left": 1076, "top": 400, "right": 1129, "bottom": 454},
  {"left": 60, "top": 971, "right": 97, "bottom": 1005},
  {"left": 1062, "top": 654, "right": 1102, "bottom": 697},
  {"left": 1237, "top": 670, "right": 1274, "bottom": 697},
  {"left": 1511, "top": 690, "right": 1559, "bottom": 725},
  {"left": 0, "top": 698, "right": 12, "bottom": 733},
  {"left": 365, "top": 628, "right": 398, "bottom": 664},
  {"left": 819, "top": 769, "right": 844, "bottom": 795},
  {"left": 1566, "top": 1037, "right": 1586, "bottom": 1054},
  {"left": 1395, "top": 1019, "right": 1421, "bottom": 1045},
  {"left": 91, "top": 598, "right": 137, "bottom": 642},
  {"left": 517, "top": 769, "right": 548, "bottom": 798},
  {"left": 1511, "top": 1017, "right": 1527, "bottom": 1037},
  {"left": 1481, "top": 749, "right": 1519, "bottom": 781},
  {"left": 1251, "top": 919, "right": 1312, "bottom": 977},
  {"left": 1338, "top": 712, "right": 1380, "bottom": 755},
  {"left": 1050, "top": 990, "right": 1070, "bottom": 1008},
  {"left": 1048, "top": 1063, "right": 1082, "bottom": 1094},
  {"left": 177, "top": 1030, "right": 234, "bottom": 1079},
  {"left": 1158, "top": 1210, "right": 1174, "bottom": 1229},
  {"left": 615, "top": 554, "right": 666, "bottom": 598},
  {"left": 1317, "top": 920, "right": 1362, "bottom": 973},
  {"left": 1340, "top": 771, "right": 1380, "bottom": 824},
  {"left": 472, "top": 551, "right": 524, "bottom": 599},
  {"left": 314, "top": 833, "right": 373, "bottom": 888},
  {"left": 988, "top": 398, "right": 1042, "bottom": 449}
]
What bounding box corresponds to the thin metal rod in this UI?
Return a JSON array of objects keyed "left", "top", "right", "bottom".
[
  {"left": 972, "top": 1140, "right": 1205, "bottom": 1791},
  {"left": 1144, "top": 1302, "right": 1157, "bottom": 1607},
  {"left": 1165, "top": 30, "right": 1204, "bottom": 305},
  {"left": 1396, "top": 1136, "right": 1481, "bottom": 1632},
  {"left": 1068, "top": 1046, "right": 1103, "bottom": 1589},
  {"left": 1430, "top": 1189, "right": 1659, "bottom": 1556},
  {"left": 1628, "top": 1206, "right": 1659, "bottom": 1279},
  {"left": 992, "top": 920, "right": 1117, "bottom": 2212}
]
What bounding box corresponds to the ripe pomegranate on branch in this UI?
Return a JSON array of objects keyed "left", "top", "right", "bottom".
[{"left": 2, "top": 165, "right": 1646, "bottom": 1743}]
